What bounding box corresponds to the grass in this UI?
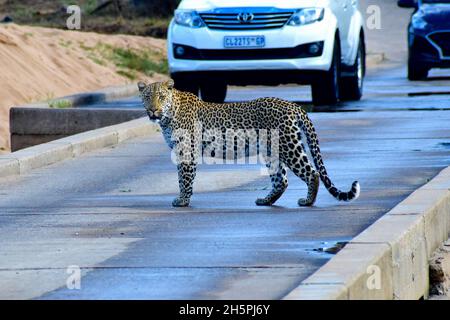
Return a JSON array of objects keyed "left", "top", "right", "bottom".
[
  {"left": 145, "top": 17, "right": 172, "bottom": 28},
  {"left": 58, "top": 0, "right": 99, "bottom": 13},
  {"left": 79, "top": 42, "right": 168, "bottom": 80},
  {"left": 89, "top": 54, "right": 106, "bottom": 66},
  {"left": 0, "top": 1, "right": 172, "bottom": 39},
  {"left": 48, "top": 99, "right": 72, "bottom": 109},
  {"left": 6, "top": 4, "right": 34, "bottom": 21},
  {"left": 117, "top": 69, "right": 138, "bottom": 80},
  {"left": 59, "top": 39, "right": 72, "bottom": 48},
  {"left": 23, "top": 32, "right": 34, "bottom": 38},
  {"left": 111, "top": 47, "right": 168, "bottom": 76}
]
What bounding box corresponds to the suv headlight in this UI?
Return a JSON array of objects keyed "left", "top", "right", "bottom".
[
  {"left": 174, "top": 10, "right": 205, "bottom": 28},
  {"left": 411, "top": 13, "right": 427, "bottom": 30},
  {"left": 287, "top": 8, "right": 324, "bottom": 26}
]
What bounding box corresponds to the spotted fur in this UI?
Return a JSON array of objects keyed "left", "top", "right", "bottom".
[{"left": 138, "top": 80, "right": 360, "bottom": 207}]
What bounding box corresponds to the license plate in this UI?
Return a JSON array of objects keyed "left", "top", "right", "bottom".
[{"left": 223, "top": 36, "right": 265, "bottom": 49}]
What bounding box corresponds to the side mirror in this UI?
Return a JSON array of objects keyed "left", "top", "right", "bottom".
[{"left": 398, "top": 0, "right": 418, "bottom": 8}]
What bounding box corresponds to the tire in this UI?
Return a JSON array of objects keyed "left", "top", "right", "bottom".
[
  {"left": 408, "top": 59, "right": 429, "bottom": 81},
  {"left": 312, "top": 35, "right": 341, "bottom": 106},
  {"left": 172, "top": 75, "right": 199, "bottom": 96},
  {"left": 340, "top": 34, "right": 365, "bottom": 101},
  {"left": 200, "top": 82, "right": 227, "bottom": 103}
]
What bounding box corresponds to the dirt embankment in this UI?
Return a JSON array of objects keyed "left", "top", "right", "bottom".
[{"left": 0, "top": 23, "right": 168, "bottom": 153}]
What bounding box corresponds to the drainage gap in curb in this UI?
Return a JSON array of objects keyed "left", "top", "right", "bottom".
[
  {"left": 408, "top": 91, "right": 450, "bottom": 97},
  {"left": 310, "top": 241, "right": 349, "bottom": 255}
]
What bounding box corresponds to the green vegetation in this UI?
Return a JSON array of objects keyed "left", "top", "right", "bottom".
[
  {"left": 135, "top": 0, "right": 181, "bottom": 17},
  {"left": 59, "top": 39, "right": 72, "bottom": 48},
  {"left": 57, "top": 0, "right": 105, "bottom": 14},
  {"left": 48, "top": 99, "right": 72, "bottom": 109},
  {"left": 5, "top": 4, "right": 33, "bottom": 21},
  {"left": 116, "top": 69, "right": 137, "bottom": 80},
  {"left": 0, "top": 0, "right": 177, "bottom": 39},
  {"left": 79, "top": 42, "right": 168, "bottom": 80},
  {"left": 89, "top": 55, "right": 106, "bottom": 66},
  {"left": 110, "top": 47, "right": 168, "bottom": 77},
  {"left": 77, "top": 0, "right": 98, "bottom": 14}
]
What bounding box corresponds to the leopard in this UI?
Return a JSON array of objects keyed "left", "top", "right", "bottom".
[{"left": 138, "top": 80, "right": 360, "bottom": 208}]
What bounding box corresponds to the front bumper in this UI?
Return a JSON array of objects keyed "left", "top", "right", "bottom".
[
  {"left": 171, "top": 69, "right": 324, "bottom": 86},
  {"left": 409, "top": 32, "right": 450, "bottom": 68},
  {"left": 167, "top": 10, "right": 337, "bottom": 73},
  {"left": 172, "top": 42, "right": 324, "bottom": 60}
]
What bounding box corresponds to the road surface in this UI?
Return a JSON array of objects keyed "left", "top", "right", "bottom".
[{"left": 0, "top": 65, "right": 449, "bottom": 299}]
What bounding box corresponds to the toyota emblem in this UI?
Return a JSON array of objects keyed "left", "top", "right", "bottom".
[{"left": 237, "top": 12, "right": 254, "bottom": 23}]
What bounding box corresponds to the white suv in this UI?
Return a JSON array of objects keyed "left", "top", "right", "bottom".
[{"left": 167, "top": 0, "right": 366, "bottom": 105}]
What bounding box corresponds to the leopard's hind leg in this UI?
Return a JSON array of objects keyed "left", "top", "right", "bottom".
[
  {"left": 256, "top": 162, "right": 288, "bottom": 206},
  {"left": 282, "top": 141, "right": 320, "bottom": 207}
]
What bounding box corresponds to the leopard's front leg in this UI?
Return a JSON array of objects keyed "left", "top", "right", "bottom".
[{"left": 173, "top": 162, "right": 197, "bottom": 207}]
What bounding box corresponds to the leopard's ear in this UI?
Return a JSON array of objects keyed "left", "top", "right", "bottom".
[
  {"left": 165, "top": 79, "right": 174, "bottom": 89},
  {"left": 137, "top": 82, "right": 147, "bottom": 92}
]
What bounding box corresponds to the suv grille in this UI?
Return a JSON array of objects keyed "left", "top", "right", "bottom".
[
  {"left": 199, "top": 7, "right": 294, "bottom": 30},
  {"left": 428, "top": 32, "right": 450, "bottom": 58}
]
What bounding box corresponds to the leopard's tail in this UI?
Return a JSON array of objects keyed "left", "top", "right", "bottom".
[{"left": 297, "top": 112, "right": 360, "bottom": 202}]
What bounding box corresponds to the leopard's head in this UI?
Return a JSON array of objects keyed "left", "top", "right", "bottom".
[{"left": 138, "top": 80, "right": 174, "bottom": 120}]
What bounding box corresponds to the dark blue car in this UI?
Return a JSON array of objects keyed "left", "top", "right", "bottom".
[{"left": 398, "top": 0, "right": 450, "bottom": 80}]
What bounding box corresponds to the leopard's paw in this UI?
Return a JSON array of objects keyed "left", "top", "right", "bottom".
[
  {"left": 255, "top": 197, "right": 274, "bottom": 206},
  {"left": 172, "top": 197, "right": 190, "bottom": 207},
  {"left": 298, "top": 198, "right": 314, "bottom": 207}
]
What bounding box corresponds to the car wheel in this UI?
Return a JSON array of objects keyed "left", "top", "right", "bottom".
[
  {"left": 312, "top": 35, "right": 341, "bottom": 106},
  {"left": 408, "top": 59, "right": 429, "bottom": 81},
  {"left": 172, "top": 75, "right": 199, "bottom": 96},
  {"left": 200, "top": 82, "right": 227, "bottom": 103},
  {"left": 340, "top": 34, "right": 365, "bottom": 101}
]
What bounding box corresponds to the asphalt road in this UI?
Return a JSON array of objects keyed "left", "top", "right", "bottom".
[{"left": 0, "top": 65, "right": 449, "bottom": 299}]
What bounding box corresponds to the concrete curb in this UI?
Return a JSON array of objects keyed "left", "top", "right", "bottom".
[
  {"left": 284, "top": 166, "right": 450, "bottom": 300},
  {"left": 0, "top": 117, "right": 159, "bottom": 178},
  {"left": 10, "top": 107, "right": 145, "bottom": 151},
  {"left": 15, "top": 83, "right": 139, "bottom": 109}
]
